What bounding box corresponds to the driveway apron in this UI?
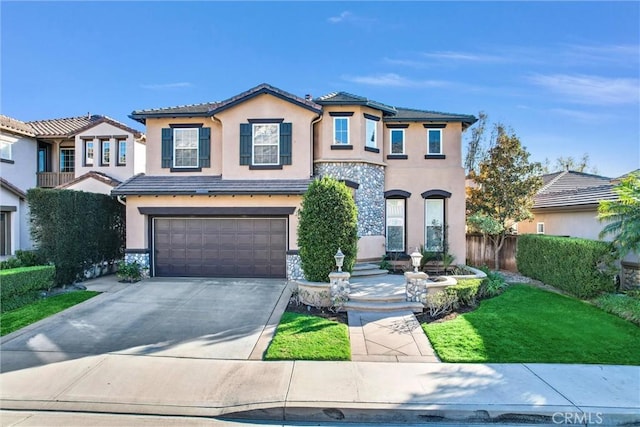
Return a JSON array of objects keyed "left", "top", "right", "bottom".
[{"left": 1, "top": 277, "right": 288, "bottom": 373}]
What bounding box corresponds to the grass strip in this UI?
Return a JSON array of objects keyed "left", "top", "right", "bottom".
[
  {"left": 264, "top": 312, "right": 350, "bottom": 361},
  {"left": 422, "top": 285, "right": 640, "bottom": 365},
  {"left": 1, "top": 291, "right": 100, "bottom": 336}
]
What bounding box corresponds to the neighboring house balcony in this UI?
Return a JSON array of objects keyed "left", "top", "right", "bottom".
[{"left": 36, "top": 171, "right": 75, "bottom": 188}]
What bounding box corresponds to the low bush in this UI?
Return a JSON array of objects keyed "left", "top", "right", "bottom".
[
  {"left": 593, "top": 294, "right": 640, "bottom": 326},
  {"left": 0, "top": 250, "right": 47, "bottom": 270},
  {"left": 517, "top": 234, "right": 615, "bottom": 299},
  {"left": 478, "top": 267, "right": 508, "bottom": 298},
  {"left": 447, "top": 279, "right": 483, "bottom": 307},
  {"left": 424, "top": 291, "right": 458, "bottom": 317},
  {"left": 0, "top": 265, "right": 55, "bottom": 313},
  {"left": 117, "top": 261, "right": 142, "bottom": 282}
]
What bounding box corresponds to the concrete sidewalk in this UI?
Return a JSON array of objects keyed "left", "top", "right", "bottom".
[{"left": 1, "top": 354, "right": 638, "bottom": 425}]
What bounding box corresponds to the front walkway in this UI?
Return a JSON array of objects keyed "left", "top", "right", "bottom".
[{"left": 348, "top": 311, "right": 439, "bottom": 362}]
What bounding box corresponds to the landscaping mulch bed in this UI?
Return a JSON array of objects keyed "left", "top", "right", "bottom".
[
  {"left": 415, "top": 305, "right": 476, "bottom": 324},
  {"left": 285, "top": 298, "right": 348, "bottom": 324}
]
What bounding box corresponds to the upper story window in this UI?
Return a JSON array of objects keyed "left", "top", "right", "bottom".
[
  {"left": 173, "top": 128, "right": 199, "bottom": 168},
  {"left": 60, "top": 148, "right": 75, "bottom": 173},
  {"left": 365, "top": 118, "right": 377, "bottom": 149},
  {"left": 390, "top": 129, "right": 405, "bottom": 154},
  {"left": 100, "top": 139, "right": 110, "bottom": 166},
  {"left": 334, "top": 117, "right": 349, "bottom": 145},
  {"left": 84, "top": 140, "right": 94, "bottom": 166},
  {"left": 161, "top": 125, "right": 210, "bottom": 171},
  {"left": 252, "top": 123, "right": 279, "bottom": 165},
  {"left": 117, "top": 139, "right": 127, "bottom": 166},
  {"left": 0, "top": 141, "right": 12, "bottom": 161},
  {"left": 427, "top": 129, "right": 442, "bottom": 155}
]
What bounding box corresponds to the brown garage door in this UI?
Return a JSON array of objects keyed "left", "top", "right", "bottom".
[{"left": 154, "top": 218, "right": 287, "bottom": 278}]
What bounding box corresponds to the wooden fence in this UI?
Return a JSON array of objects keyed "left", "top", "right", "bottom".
[{"left": 466, "top": 233, "right": 518, "bottom": 272}]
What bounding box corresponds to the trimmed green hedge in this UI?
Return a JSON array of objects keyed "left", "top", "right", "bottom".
[
  {"left": 0, "top": 265, "right": 55, "bottom": 312},
  {"left": 517, "top": 234, "right": 615, "bottom": 298},
  {"left": 27, "top": 188, "right": 125, "bottom": 286},
  {"left": 447, "top": 279, "right": 484, "bottom": 307}
]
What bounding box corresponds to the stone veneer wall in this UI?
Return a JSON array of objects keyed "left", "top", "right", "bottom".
[
  {"left": 314, "top": 162, "right": 385, "bottom": 237},
  {"left": 125, "top": 251, "right": 150, "bottom": 269},
  {"left": 621, "top": 262, "right": 640, "bottom": 290},
  {"left": 287, "top": 253, "right": 304, "bottom": 280}
]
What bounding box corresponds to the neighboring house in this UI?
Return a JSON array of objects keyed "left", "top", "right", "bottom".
[
  {"left": 27, "top": 115, "right": 145, "bottom": 194},
  {"left": 113, "top": 83, "right": 476, "bottom": 279},
  {"left": 518, "top": 170, "right": 639, "bottom": 288},
  {"left": 0, "top": 115, "right": 38, "bottom": 256}
]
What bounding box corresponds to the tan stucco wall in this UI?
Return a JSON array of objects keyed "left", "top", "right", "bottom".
[
  {"left": 65, "top": 178, "right": 115, "bottom": 195},
  {"left": 144, "top": 94, "right": 318, "bottom": 180},
  {"left": 75, "top": 122, "right": 139, "bottom": 182},
  {"left": 124, "top": 194, "right": 302, "bottom": 251},
  {"left": 314, "top": 106, "right": 385, "bottom": 164},
  {"left": 519, "top": 208, "right": 602, "bottom": 241},
  {"left": 384, "top": 122, "right": 466, "bottom": 263}
]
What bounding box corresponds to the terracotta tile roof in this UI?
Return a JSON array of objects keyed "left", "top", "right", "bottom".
[
  {"left": 112, "top": 174, "right": 311, "bottom": 196},
  {"left": 130, "top": 83, "right": 323, "bottom": 123},
  {"left": 57, "top": 171, "right": 122, "bottom": 190},
  {"left": 27, "top": 115, "right": 142, "bottom": 138},
  {"left": 534, "top": 170, "right": 617, "bottom": 209},
  {"left": 0, "top": 177, "right": 27, "bottom": 199},
  {"left": 0, "top": 115, "right": 36, "bottom": 137}
]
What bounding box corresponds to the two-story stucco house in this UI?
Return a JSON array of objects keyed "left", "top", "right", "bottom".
[
  {"left": 0, "top": 115, "right": 38, "bottom": 256},
  {"left": 27, "top": 115, "right": 145, "bottom": 194},
  {"left": 113, "top": 83, "right": 476, "bottom": 279}
]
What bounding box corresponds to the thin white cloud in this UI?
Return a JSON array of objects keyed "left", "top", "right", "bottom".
[
  {"left": 562, "top": 43, "right": 640, "bottom": 67},
  {"left": 328, "top": 11, "right": 351, "bottom": 23},
  {"left": 327, "top": 10, "right": 376, "bottom": 26},
  {"left": 342, "top": 73, "right": 451, "bottom": 88},
  {"left": 140, "top": 82, "right": 193, "bottom": 90},
  {"left": 528, "top": 73, "right": 639, "bottom": 105},
  {"left": 549, "top": 108, "right": 611, "bottom": 122},
  {"left": 421, "top": 51, "right": 506, "bottom": 63}
]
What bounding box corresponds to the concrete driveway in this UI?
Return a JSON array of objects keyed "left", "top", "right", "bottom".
[{"left": 1, "top": 277, "right": 290, "bottom": 373}]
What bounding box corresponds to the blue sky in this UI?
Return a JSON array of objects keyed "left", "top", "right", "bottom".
[{"left": 2, "top": 1, "right": 638, "bottom": 177}]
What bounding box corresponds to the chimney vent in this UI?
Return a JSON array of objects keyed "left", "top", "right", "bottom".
[{"left": 305, "top": 94, "right": 312, "bottom": 100}]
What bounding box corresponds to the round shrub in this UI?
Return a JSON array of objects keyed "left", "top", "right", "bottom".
[{"left": 298, "top": 176, "right": 358, "bottom": 282}]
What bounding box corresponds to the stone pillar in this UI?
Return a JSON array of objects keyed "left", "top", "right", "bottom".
[
  {"left": 405, "top": 271, "right": 429, "bottom": 303},
  {"left": 329, "top": 271, "right": 351, "bottom": 309}
]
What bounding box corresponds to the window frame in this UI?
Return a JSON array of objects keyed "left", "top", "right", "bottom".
[
  {"left": 0, "top": 141, "right": 12, "bottom": 161},
  {"left": 117, "top": 139, "right": 127, "bottom": 166},
  {"left": 60, "top": 147, "right": 75, "bottom": 173},
  {"left": 100, "top": 139, "right": 110, "bottom": 166},
  {"left": 424, "top": 198, "right": 445, "bottom": 252},
  {"left": 427, "top": 129, "right": 443, "bottom": 155},
  {"left": 84, "top": 139, "right": 94, "bottom": 166},
  {"left": 172, "top": 127, "right": 200, "bottom": 169},
  {"left": 390, "top": 129, "right": 405, "bottom": 155},
  {"left": 365, "top": 118, "right": 377, "bottom": 149},
  {"left": 537, "top": 222, "right": 545, "bottom": 234},
  {"left": 385, "top": 198, "right": 406, "bottom": 253},
  {"left": 251, "top": 123, "right": 280, "bottom": 166},
  {"left": 333, "top": 117, "right": 349, "bottom": 145}
]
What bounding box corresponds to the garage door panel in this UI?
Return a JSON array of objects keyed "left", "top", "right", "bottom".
[{"left": 154, "top": 218, "right": 286, "bottom": 278}]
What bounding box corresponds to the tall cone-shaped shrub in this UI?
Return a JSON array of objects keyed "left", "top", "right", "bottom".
[{"left": 297, "top": 176, "right": 358, "bottom": 282}]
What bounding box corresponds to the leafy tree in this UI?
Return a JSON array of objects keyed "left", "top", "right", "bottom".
[
  {"left": 541, "top": 153, "right": 598, "bottom": 174},
  {"left": 463, "top": 111, "right": 488, "bottom": 177},
  {"left": 598, "top": 171, "right": 640, "bottom": 258},
  {"left": 297, "top": 176, "right": 358, "bottom": 282},
  {"left": 466, "top": 212, "right": 504, "bottom": 266},
  {"left": 467, "top": 124, "right": 543, "bottom": 269}
]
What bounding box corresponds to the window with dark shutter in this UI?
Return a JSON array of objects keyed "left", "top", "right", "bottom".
[
  {"left": 240, "top": 123, "right": 252, "bottom": 165},
  {"left": 279, "top": 122, "right": 292, "bottom": 165},
  {"left": 161, "top": 128, "right": 173, "bottom": 168}
]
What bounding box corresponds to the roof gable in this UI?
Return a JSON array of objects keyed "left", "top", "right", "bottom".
[
  {"left": 130, "top": 83, "right": 322, "bottom": 124},
  {"left": 534, "top": 170, "right": 617, "bottom": 209},
  {"left": 0, "top": 178, "right": 27, "bottom": 199},
  {"left": 56, "top": 171, "right": 122, "bottom": 190},
  {"left": 314, "top": 91, "right": 397, "bottom": 115},
  {"left": 27, "top": 115, "right": 142, "bottom": 138}
]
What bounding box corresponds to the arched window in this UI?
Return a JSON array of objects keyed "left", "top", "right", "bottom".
[{"left": 385, "top": 190, "right": 411, "bottom": 253}]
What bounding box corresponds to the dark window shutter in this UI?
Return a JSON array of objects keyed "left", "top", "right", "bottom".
[
  {"left": 199, "top": 127, "right": 211, "bottom": 168},
  {"left": 161, "top": 128, "right": 173, "bottom": 168},
  {"left": 280, "top": 122, "right": 292, "bottom": 165},
  {"left": 240, "top": 123, "right": 252, "bottom": 165}
]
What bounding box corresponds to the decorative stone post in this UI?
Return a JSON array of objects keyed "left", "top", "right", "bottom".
[
  {"left": 329, "top": 248, "right": 351, "bottom": 309},
  {"left": 405, "top": 247, "right": 429, "bottom": 303}
]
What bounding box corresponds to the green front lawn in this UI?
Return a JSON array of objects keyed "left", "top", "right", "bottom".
[
  {"left": 422, "top": 285, "right": 640, "bottom": 365},
  {"left": 1, "top": 291, "right": 100, "bottom": 336},
  {"left": 264, "top": 312, "right": 351, "bottom": 361}
]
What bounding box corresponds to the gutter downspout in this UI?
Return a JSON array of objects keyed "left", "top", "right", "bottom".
[
  {"left": 310, "top": 113, "right": 323, "bottom": 178},
  {"left": 117, "top": 195, "right": 126, "bottom": 206}
]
